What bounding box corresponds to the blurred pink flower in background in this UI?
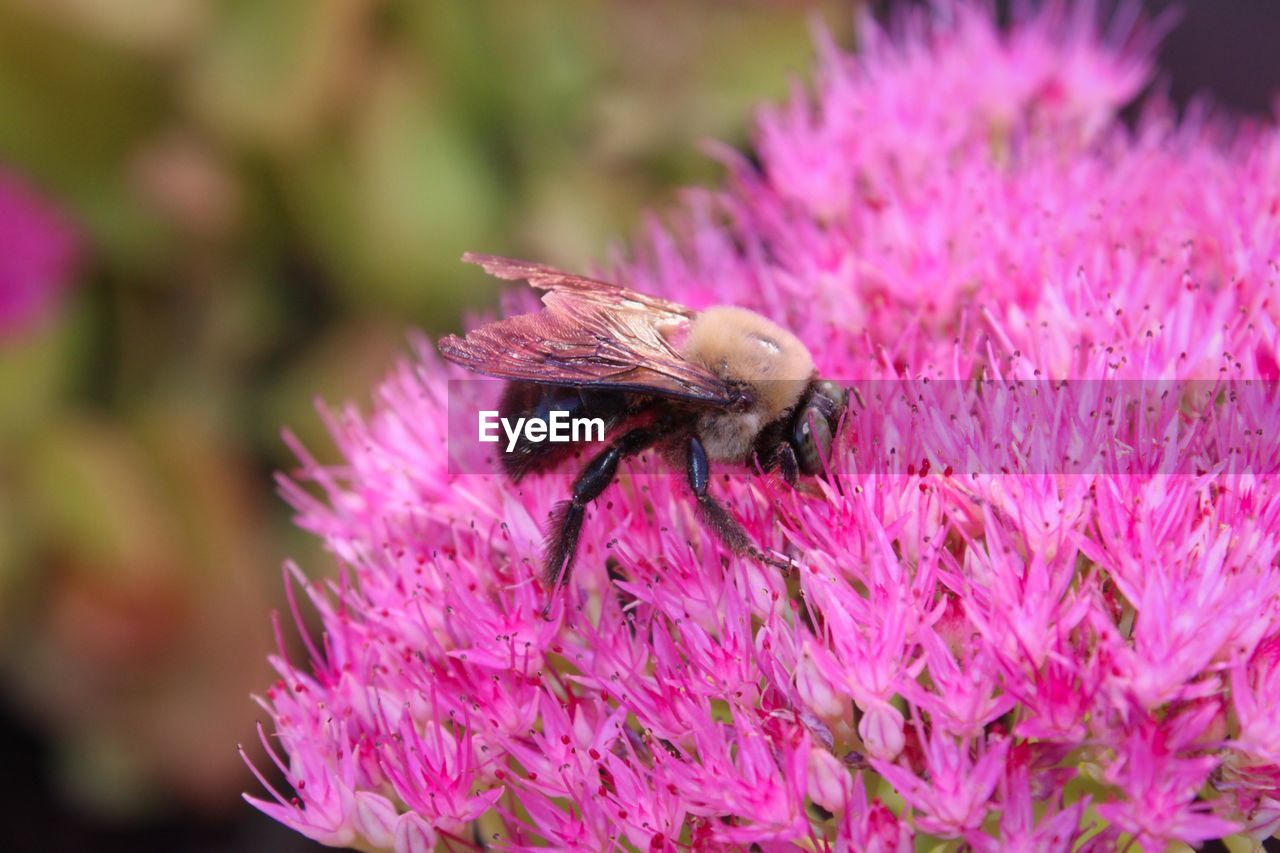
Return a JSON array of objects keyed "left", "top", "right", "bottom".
[
  {"left": 248, "top": 1, "right": 1280, "bottom": 849},
  {"left": 0, "top": 167, "right": 79, "bottom": 338}
]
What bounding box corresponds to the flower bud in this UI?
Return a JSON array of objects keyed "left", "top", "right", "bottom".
[
  {"left": 394, "top": 812, "right": 438, "bottom": 853},
  {"left": 796, "top": 647, "right": 845, "bottom": 719},
  {"left": 859, "top": 702, "right": 905, "bottom": 761},
  {"left": 808, "top": 747, "right": 853, "bottom": 813},
  {"left": 352, "top": 791, "right": 398, "bottom": 850}
]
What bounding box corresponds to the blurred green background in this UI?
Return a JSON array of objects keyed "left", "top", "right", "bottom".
[{"left": 0, "top": 1, "right": 848, "bottom": 849}]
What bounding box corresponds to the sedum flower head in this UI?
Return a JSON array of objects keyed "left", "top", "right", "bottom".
[{"left": 249, "top": 2, "right": 1280, "bottom": 849}]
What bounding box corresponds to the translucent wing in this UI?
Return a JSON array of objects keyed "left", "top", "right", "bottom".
[
  {"left": 438, "top": 254, "right": 737, "bottom": 406},
  {"left": 461, "top": 253, "right": 698, "bottom": 319}
]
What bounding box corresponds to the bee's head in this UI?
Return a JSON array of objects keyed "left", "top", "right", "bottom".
[{"left": 792, "top": 380, "right": 848, "bottom": 476}]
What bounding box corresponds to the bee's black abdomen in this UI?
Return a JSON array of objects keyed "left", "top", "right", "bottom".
[
  {"left": 497, "top": 383, "right": 629, "bottom": 480},
  {"left": 498, "top": 383, "right": 567, "bottom": 480}
]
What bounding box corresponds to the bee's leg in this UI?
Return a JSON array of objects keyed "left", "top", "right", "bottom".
[
  {"left": 544, "top": 426, "right": 657, "bottom": 594},
  {"left": 775, "top": 440, "right": 827, "bottom": 497},
  {"left": 687, "top": 436, "right": 793, "bottom": 572},
  {"left": 773, "top": 442, "right": 800, "bottom": 488}
]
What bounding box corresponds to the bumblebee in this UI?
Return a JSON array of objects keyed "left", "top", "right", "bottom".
[{"left": 439, "top": 254, "right": 847, "bottom": 592}]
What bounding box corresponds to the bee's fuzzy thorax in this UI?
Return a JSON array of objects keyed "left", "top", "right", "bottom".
[
  {"left": 679, "top": 306, "right": 815, "bottom": 462},
  {"left": 681, "top": 306, "right": 814, "bottom": 421}
]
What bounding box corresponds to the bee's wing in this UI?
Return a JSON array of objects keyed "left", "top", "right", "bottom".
[
  {"left": 439, "top": 255, "right": 736, "bottom": 406},
  {"left": 462, "top": 253, "right": 697, "bottom": 318}
]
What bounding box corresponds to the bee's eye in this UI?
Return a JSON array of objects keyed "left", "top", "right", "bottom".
[{"left": 794, "top": 405, "right": 834, "bottom": 475}]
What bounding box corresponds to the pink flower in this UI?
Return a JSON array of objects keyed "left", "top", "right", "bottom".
[
  {"left": 898, "top": 626, "right": 1014, "bottom": 738},
  {"left": 1095, "top": 710, "right": 1242, "bottom": 848},
  {"left": 0, "top": 167, "right": 79, "bottom": 337},
  {"left": 982, "top": 755, "right": 1089, "bottom": 853},
  {"left": 249, "top": 1, "right": 1280, "bottom": 848},
  {"left": 838, "top": 773, "right": 913, "bottom": 852},
  {"left": 658, "top": 712, "right": 812, "bottom": 845},
  {"left": 1232, "top": 635, "right": 1280, "bottom": 764},
  {"left": 872, "top": 725, "right": 1009, "bottom": 839}
]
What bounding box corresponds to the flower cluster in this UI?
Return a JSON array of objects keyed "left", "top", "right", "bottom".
[{"left": 248, "top": 2, "right": 1280, "bottom": 849}]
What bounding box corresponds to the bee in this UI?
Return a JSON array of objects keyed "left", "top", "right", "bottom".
[{"left": 439, "top": 254, "right": 847, "bottom": 594}]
